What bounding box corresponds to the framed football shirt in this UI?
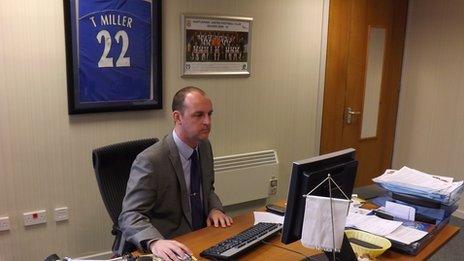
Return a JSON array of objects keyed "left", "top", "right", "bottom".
[{"left": 64, "top": 0, "right": 162, "bottom": 114}]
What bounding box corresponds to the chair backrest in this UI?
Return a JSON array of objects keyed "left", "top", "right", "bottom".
[{"left": 92, "top": 138, "right": 158, "bottom": 225}]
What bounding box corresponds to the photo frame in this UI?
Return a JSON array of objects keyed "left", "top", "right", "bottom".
[
  {"left": 181, "top": 14, "right": 253, "bottom": 76},
  {"left": 63, "top": 0, "right": 162, "bottom": 114}
]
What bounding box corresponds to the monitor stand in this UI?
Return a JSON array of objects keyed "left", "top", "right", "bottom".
[{"left": 303, "top": 234, "right": 357, "bottom": 261}]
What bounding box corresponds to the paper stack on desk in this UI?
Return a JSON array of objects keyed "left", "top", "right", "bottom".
[
  {"left": 371, "top": 195, "right": 458, "bottom": 224},
  {"left": 384, "top": 226, "right": 428, "bottom": 245},
  {"left": 346, "top": 211, "right": 428, "bottom": 245},
  {"left": 346, "top": 212, "right": 402, "bottom": 236},
  {"left": 373, "top": 167, "right": 464, "bottom": 205},
  {"left": 345, "top": 166, "right": 463, "bottom": 254},
  {"left": 253, "top": 211, "right": 284, "bottom": 224}
]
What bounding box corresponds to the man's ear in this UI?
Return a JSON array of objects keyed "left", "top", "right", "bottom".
[{"left": 172, "top": 110, "right": 181, "bottom": 124}]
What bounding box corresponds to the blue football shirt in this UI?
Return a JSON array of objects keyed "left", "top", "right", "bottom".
[{"left": 77, "top": 0, "right": 152, "bottom": 102}]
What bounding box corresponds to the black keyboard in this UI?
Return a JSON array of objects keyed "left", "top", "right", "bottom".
[{"left": 200, "top": 222, "right": 283, "bottom": 260}]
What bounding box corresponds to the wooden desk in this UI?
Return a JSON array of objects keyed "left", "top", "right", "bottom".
[
  {"left": 174, "top": 211, "right": 459, "bottom": 260},
  {"left": 174, "top": 211, "right": 318, "bottom": 260}
]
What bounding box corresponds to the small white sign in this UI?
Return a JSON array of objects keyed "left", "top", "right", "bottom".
[{"left": 385, "top": 201, "right": 415, "bottom": 221}]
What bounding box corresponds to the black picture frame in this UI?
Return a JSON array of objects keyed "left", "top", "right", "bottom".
[{"left": 63, "top": 0, "right": 162, "bottom": 114}]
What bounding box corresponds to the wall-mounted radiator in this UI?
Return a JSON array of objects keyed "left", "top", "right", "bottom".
[{"left": 213, "top": 150, "right": 279, "bottom": 206}]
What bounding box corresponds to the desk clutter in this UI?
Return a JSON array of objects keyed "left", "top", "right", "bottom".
[
  {"left": 373, "top": 166, "right": 463, "bottom": 206},
  {"left": 346, "top": 166, "right": 463, "bottom": 257}
]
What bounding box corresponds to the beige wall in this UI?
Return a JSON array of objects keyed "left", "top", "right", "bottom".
[
  {"left": 0, "top": 0, "right": 326, "bottom": 259},
  {"left": 393, "top": 0, "right": 464, "bottom": 217}
]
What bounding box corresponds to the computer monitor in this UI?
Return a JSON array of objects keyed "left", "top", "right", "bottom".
[{"left": 281, "top": 148, "right": 358, "bottom": 244}]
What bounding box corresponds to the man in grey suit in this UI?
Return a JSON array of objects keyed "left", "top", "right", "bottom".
[{"left": 119, "top": 87, "right": 233, "bottom": 260}]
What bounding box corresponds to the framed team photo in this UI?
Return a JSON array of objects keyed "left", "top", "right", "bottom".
[
  {"left": 63, "top": 0, "right": 162, "bottom": 114},
  {"left": 181, "top": 14, "right": 253, "bottom": 76}
]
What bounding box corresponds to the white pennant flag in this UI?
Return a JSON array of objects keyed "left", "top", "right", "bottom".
[{"left": 301, "top": 195, "right": 350, "bottom": 252}]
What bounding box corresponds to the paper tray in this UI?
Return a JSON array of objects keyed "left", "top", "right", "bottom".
[{"left": 388, "top": 217, "right": 449, "bottom": 255}]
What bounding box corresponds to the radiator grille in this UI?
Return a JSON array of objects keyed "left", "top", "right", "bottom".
[
  {"left": 214, "top": 150, "right": 277, "bottom": 172},
  {"left": 213, "top": 150, "right": 278, "bottom": 206}
]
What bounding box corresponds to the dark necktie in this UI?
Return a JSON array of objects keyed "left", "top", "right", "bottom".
[{"left": 190, "top": 149, "right": 205, "bottom": 230}]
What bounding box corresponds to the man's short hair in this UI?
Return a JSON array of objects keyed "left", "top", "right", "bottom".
[{"left": 172, "top": 86, "right": 206, "bottom": 112}]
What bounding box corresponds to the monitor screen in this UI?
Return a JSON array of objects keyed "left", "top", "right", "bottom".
[{"left": 281, "top": 148, "right": 358, "bottom": 244}]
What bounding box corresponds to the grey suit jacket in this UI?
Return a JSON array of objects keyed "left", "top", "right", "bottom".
[{"left": 118, "top": 134, "right": 223, "bottom": 250}]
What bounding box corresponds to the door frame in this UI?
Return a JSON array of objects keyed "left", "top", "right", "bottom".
[{"left": 314, "top": 0, "right": 331, "bottom": 154}]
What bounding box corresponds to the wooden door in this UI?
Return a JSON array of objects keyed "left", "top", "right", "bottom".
[{"left": 320, "top": 0, "right": 408, "bottom": 187}]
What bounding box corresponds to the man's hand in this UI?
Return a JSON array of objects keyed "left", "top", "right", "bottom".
[
  {"left": 206, "top": 209, "right": 233, "bottom": 227},
  {"left": 150, "top": 239, "right": 192, "bottom": 261}
]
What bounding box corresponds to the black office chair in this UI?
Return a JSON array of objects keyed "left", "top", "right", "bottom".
[{"left": 92, "top": 138, "right": 158, "bottom": 255}]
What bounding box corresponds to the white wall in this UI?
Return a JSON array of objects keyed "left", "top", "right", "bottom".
[
  {"left": 0, "top": 0, "right": 326, "bottom": 259},
  {"left": 393, "top": 0, "right": 464, "bottom": 217}
]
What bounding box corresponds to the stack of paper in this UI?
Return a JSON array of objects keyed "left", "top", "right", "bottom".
[
  {"left": 373, "top": 167, "right": 464, "bottom": 205},
  {"left": 385, "top": 226, "right": 428, "bottom": 245},
  {"left": 346, "top": 212, "right": 428, "bottom": 245},
  {"left": 346, "top": 212, "right": 402, "bottom": 236},
  {"left": 253, "top": 211, "right": 284, "bottom": 224}
]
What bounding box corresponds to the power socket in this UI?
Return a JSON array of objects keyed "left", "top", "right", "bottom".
[
  {"left": 269, "top": 176, "right": 278, "bottom": 195},
  {"left": 23, "top": 210, "right": 47, "bottom": 226},
  {"left": 0, "top": 216, "right": 10, "bottom": 231},
  {"left": 54, "top": 207, "right": 69, "bottom": 222}
]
